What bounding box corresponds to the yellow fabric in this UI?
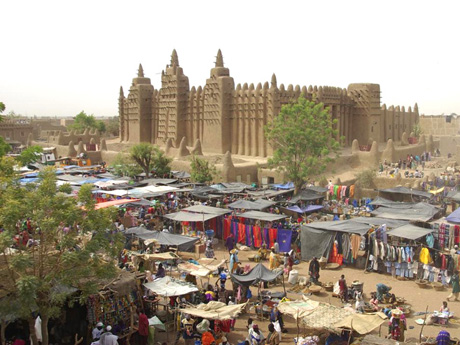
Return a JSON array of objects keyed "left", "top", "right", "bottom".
[{"left": 419, "top": 248, "right": 431, "bottom": 264}]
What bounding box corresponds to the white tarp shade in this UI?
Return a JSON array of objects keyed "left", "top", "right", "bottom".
[
  {"left": 371, "top": 202, "right": 440, "bottom": 222},
  {"left": 236, "top": 211, "right": 287, "bottom": 221},
  {"left": 334, "top": 312, "right": 388, "bottom": 335},
  {"left": 164, "top": 212, "right": 218, "bottom": 222},
  {"left": 178, "top": 259, "right": 226, "bottom": 277},
  {"left": 180, "top": 301, "right": 247, "bottom": 320},
  {"left": 144, "top": 276, "right": 198, "bottom": 296}
]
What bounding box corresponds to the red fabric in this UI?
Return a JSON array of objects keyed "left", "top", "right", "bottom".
[
  {"left": 224, "top": 218, "right": 231, "bottom": 240},
  {"left": 138, "top": 313, "right": 149, "bottom": 336},
  {"left": 202, "top": 332, "right": 215, "bottom": 345},
  {"left": 238, "top": 223, "right": 246, "bottom": 243},
  {"left": 215, "top": 320, "right": 231, "bottom": 333},
  {"left": 455, "top": 225, "right": 460, "bottom": 245},
  {"left": 269, "top": 228, "right": 278, "bottom": 248},
  {"left": 253, "top": 226, "right": 262, "bottom": 248}
]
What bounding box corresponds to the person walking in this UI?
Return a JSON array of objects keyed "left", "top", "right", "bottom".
[
  {"left": 338, "top": 274, "right": 348, "bottom": 303},
  {"left": 447, "top": 270, "right": 459, "bottom": 301}
]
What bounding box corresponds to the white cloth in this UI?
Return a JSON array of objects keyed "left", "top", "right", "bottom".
[
  {"left": 35, "top": 316, "right": 42, "bottom": 342},
  {"left": 99, "top": 332, "right": 118, "bottom": 345},
  {"left": 92, "top": 328, "right": 103, "bottom": 340}
]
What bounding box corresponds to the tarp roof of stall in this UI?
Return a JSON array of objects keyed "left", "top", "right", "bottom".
[
  {"left": 288, "top": 190, "right": 325, "bottom": 203},
  {"left": 303, "top": 217, "right": 408, "bottom": 235},
  {"left": 386, "top": 224, "right": 435, "bottom": 240},
  {"left": 446, "top": 206, "right": 460, "bottom": 224},
  {"left": 371, "top": 202, "right": 440, "bottom": 222},
  {"left": 181, "top": 204, "right": 232, "bottom": 216},
  {"left": 227, "top": 199, "right": 275, "bottom": 211},
  {"left": 369, "top": 196, "right": 415, "bottom": 207},
  {"left": 163, "top": 211, "right": 218, "bottom": 222},
  {"left": 136, "top": 231, "right": 199, "bottom": 251},
  {"left": 144, "top": 276, "right": 198, "bottom": 296},
  {"left": 180, "top": 301, "right": 247, "bottom": 320},
  {"left": 230, "top": 263, "right": 283, "bottom": 286},
  {"left": 379, "top": 186, "right": 432, "bottom": 199},
  {"left": 236, "top": 210, "right": 287, "bottom": 221}
]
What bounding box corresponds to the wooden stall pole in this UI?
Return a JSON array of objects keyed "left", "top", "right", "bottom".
[{"left": 419, "top": 305, "right": 429, "bottom": 343}]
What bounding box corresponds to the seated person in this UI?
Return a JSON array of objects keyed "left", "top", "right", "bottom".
[{"left": 369, "top": 292, "right": 380, "bottom": 311}]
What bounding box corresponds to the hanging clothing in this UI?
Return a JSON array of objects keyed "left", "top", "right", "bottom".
[{"left": 419, "top": 248, "right": 432, "bottom": 264}]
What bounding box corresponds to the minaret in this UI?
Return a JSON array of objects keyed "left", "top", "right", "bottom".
[
  {"left": 118, "top": 86, "right": 125, "bottom": 142},
  {"left": 203, "top": 49, "right": 234, "bottom": 153},
  {"left": 127, "top": 63, "right": 154, "bottom": 143},
  {"left": 158, "top": 50, "right": 190, "bottom": 146}
]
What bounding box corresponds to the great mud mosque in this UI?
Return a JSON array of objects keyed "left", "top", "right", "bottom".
[{"left": 119, "top": 49, "right": 419, "bottom": 156}]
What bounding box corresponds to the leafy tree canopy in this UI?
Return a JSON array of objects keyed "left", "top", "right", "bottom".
[
  {"left": 110, "top": 152, "right": 143, "bottom": 178},
  {"left": 105, "top": 116, "right": 120, "bottom": 137},
  {"left": 190, "top": 155, "right": 216, "bottom": 184},
  {"left": 0, "top": 167, "right": 122, "bottom": 345},
  {"left": 264, "top": 96, "right": 341, "bottom": 194},
  {"left": 129, "top": 143, "right": 172, "bottom": 178},
  {"left": 69, "top": 111, "right": 106, "bottom": 133},
  {"left": 0, "top": 137, "right": 11, "bottom": 157},
  {"left": 16, "top": 145, "right": 43, "bottom": 166}
]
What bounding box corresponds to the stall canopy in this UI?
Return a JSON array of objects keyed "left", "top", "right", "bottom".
[
  {"left": 171, "top": 171, "right": 191, "bottom": 179},
  {"left": 227, "top": 199, "right": 275, "bottom": 211},
  {"left": 379, "top": 186, "right": 432, "bottom": 199},
  {"left": 304, "top": 186, "right": 328, "bottom": 193},
  {"left": 230, "top": 263, "right": 283, "bottom": 286},
  {"left": 371, "top": 202, "right": 440, "bottom": 222},
  {"left": 236, "top": 211, "right": 287, "bottom": 222},
  {"left": 369, "top": 196, "right": 415, "bottom": 207},
  {"left": 144, "top": 276, "right": 198, "bottom": 296},
  {"left": 288, "top": 190, "right": 325, "bottom": 204},
  {"left": 386, "top": 224, "right": 434, "bottom": 240},
  {"left": 136, "top": 231, "right": 199, "bottom": 251},
  {"left": 178, "top": 259, "right": 226, "bottom": 277},
  {"left": 180, "top": 301, "right": 247, "bottom": 320},
  {"left": 123, "top": 226, "right": 152, "bottom": 236},
  {"left": 278, "top": 297, "right": 387, "bottom": 334},
  {"left": 446, "top": 207, "right": 460, "bottom": 224},
  {"left": 181, "top": 205, "right": 232, "bottom": 216},
  {"left": 447, "top": 190, "right": 460, "bottom": 203},
  {"left": 285, "top": 205, "right": 324, "bottom": 214},
  {"left": 163, "top": 211, "right": 218, "bottom": 222}
]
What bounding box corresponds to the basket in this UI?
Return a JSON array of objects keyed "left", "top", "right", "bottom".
[
  {"left": 432, "top": 282, "right": 445, "bottom": 291},
  {"left": 416, "top": 280, "right": 430, "bottom": 288},
  {"left": 325, "top": 263, "right": 340, "bottom": 270},
  {"left": 324, "top": 283, "right": 334, "bottom": 291},
  {"left": 308, "top": 285, "right": 322, "bottom": 294}
]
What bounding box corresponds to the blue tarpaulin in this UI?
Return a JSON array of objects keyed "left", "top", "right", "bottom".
[
  {"left": 446, "top": 207, "right": 460, "bottom": 224},
  {"left": 273, "top": 182, "right": 294, "bottom": 190}
]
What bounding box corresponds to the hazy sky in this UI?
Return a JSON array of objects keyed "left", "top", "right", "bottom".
[{"left": 1, "top": 0, "right": 459, "bottom": 117}]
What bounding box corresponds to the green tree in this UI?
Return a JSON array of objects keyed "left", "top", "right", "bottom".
[
  {"left": 16, "top": 145, "right": 43, "bottom": 166},
  {"left": 110, "top": 152, "right": 143, "bottom": 178},
  {"left": 0, "top": 168, "right": 122, "bottom": 345},
  {"left": 58, "top": 183, "right": 72, "bottom": 194},
  {"left": 0, "top": 137, "right": 11, "bottom": 157},
  {"left": 190, "top": 155, "right": 216, "bottom": 183},
  {"left": 264, "top": 96, "right": 341, "bottom": 194},
  {"left": 130, "top": 143, "right": 172, "bottom": 178},
  {"left": 412, "top": 122, "right": 423, "bottom": 139},
  {"left": 105, "top": 116, "right": 120, "bottom": 137},
  {"left": 355, "top": 169, "right": 376, "bottom": 189},
  {"left": 69, "top": 111, "right": 106, "bottom": 133},
  {"left": 0, "top": 102, "right": 5, "bottom": 122}
]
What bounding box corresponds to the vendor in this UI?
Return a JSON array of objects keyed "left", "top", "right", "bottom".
[
  {"left": 92, "top": 322, "right": 104, "bottom": 341},
  {"left": 265, "top": 323, "right": 280, "bottom": 345},
  {"left": 155, "top": 263, "right": 165, "bottom": 279},
  {"left": 308, "top": 257, "right": 320, "bottom": 284},
  {"left": 230, "top": 249, "right": 240, "bottom": 273},
  {"left": 387, "top": 309, "right": 406, "bottom": 341},
  {"left": 376, "top": 283, "right": 391, "bottom": 302},
  {"left": 181, "top": 314, "right": 196, "bottom": 345},
  {"left": 205, "top": 239, "right": 215, "bottom": 259},
  {"left": 436, "top": 330, "right": 450, "bottom": 345},
  {"left": 440, "top": 301, "right": 449, "bottom": 313},
  {"left": 247, "top": 324, "right": 264, "bottom": 345},
  {"left": 269, "top": 248, "right": 278, "bottom": 270},
  {"left": 369, "top": 292, "right": 379, "bottom": 311},
  {"left": 269, "top": 305, "right": 286, "bottom": 333},
  {"left": 338, "top": 274, "right": 348, "bottom": 303}
]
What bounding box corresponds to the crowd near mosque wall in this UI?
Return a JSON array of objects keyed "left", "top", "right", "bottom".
[{"left": 119, "top": 50, "right": 419, "bottom": 156}]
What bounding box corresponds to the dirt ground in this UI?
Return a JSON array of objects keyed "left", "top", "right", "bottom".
[{"left": 154, "top": 242, "right": 459, "bottom": 345}]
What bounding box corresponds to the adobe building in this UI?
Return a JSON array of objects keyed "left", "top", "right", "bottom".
[
  {"left": 119, "top": 50, "right": 419, "bottom": 156},
  {"left": 0, "top": 119, "right": 33, "bottom": 147}
]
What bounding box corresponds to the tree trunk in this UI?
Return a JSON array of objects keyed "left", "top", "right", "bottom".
[
  {"left": 41, "top": 314, "right": 50, "bottom": 345},
  {"left": 1, "top": 320, "right": 7, "bottom": 345},
  {"left": 28, "top": 317, "right": 39, "bottom": 345}
]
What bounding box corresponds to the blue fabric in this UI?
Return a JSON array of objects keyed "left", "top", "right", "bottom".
[
  {"left": 276, "top": 229, "right": 293, "bottom": 253},
  {"left": 446, "top": 207, "right": 460, "bottom": 224}
]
